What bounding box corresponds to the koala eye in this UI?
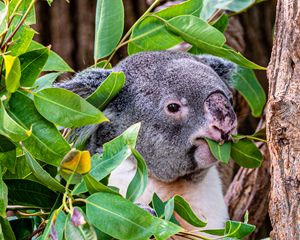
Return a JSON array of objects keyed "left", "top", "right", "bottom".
[{"left": 167, "top": 103, "right": 181, "bottom": 113}]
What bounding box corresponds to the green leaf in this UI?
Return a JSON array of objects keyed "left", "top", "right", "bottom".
[
  {"left": 94, "top": 0, "right": 124, "bottom": 59},
  {"left": 84, "top": 174, "right": 119, "bottom": 195},
  {"left": 33, "top": 72, "right": 62, "bottom": 91},
  {"left": 231, "top": 66, "right": 266, "bottom": 117},
  {"left": 205, "top": 138, "right": 231, "bottom": 163},
  {"left": 164, "top": 15, "right": 265, "bottom": 69},
  {"left": 0, "top": 3, "right": 8, "bottom": 34},
  {"left": 231, "top": 139, "right": 263, "bottom": 168},
  {"left": 151, "top": 193, "right": 179, "bottom": 225},
  {"left": 201, "top": 0, "right": 255, "bottom": 20},
  {"left": 0, "top": 99, "right": 31, "bottom": 142},
  {"left": 65, "top": 208, "right": 97, "bottom": 240},
  {"left": 9, "top": 218, "right": 34, "bottom": 240},
  {"left": 8, "top": 0, "right": 36, "bottom": 26},
  {"left": 212, "top": 14, "right": 229, "bottom": 33},
  {"left": 86, "top": 72, "right": 125, "bottom": 110},
  {"left": 34, "top": 88, "right": 108, "bottom": 128},
  {"left": 28, "top": 41, "right": 74, "bottom": 72},
  {"left": 95, "top": 60, "right": 112, "bottom": 69},
  {"left": 0, "top": 135, "right": 16, "bottom": 173},
  {"left": 164, "top": 197, "right": 175, "bottom": 221},
  {"left": 128, "top": 0, "right": 203, "bottom": 54},
  {"left": 170, "top": 195, "right": 207, "bottom": 227},
  {"left": 24, "top": 148, "right": 65, "bottom": 193},
  {"left": 3, "top": 55, "right": 21, "bottom": 93},
  {"left": 9, "top": 91, "right": 71, "bottom": 166},
  {"left": 126, "top": 148, "right": 148, "bottom": 202},
  {"left": 0, "top": 166, "right": 8, "bottom": 218},
  {"left": 5, "top": 179, "right": 58, "bottom": 208},
  {"left": 224, "top": 220, "right": 255, "bottom": 238},
  {"left": 41, "top": 210, "right": 66, "bottom": 240},
  {"left": 9, "top": 26, "right": 35, "bottom": 56},
  {"left": 73, "top": 123, "right": 140, "bottom": 194},
  {"left": 232, "top": 128, "right": 266, "bottom": 142},
  {"left": 86, "top": 192, "right": 182, "bottom": 240},
  {"left": 19, "top": 47, "right": 50, "bottom": 87},
  {"left": 0, "top": 217, "right": 16, "bottom": 240}
]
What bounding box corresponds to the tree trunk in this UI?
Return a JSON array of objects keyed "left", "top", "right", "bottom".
[{"left": 267, "top": 0, "right": 300, "bottom": 238}]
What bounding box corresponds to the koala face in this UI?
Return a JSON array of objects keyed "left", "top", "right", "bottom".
[{"left": 109, "top": 51, "right": 237, "bottom": 182}]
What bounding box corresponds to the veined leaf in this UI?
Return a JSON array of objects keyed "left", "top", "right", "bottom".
[
  {"left": 164, "top": 15, "right": 265, "bottom": 69},
  {"left": 86, "top": 72, "right": 125, "bottom": 110},
  {"left": 19, "top": 47, "right": 50, "bottom": 87},
  {"left": 3, "top": 55, "right": 21, "bottom": 93},
  {"left": 8, "top": 0, "right": 36, "bottom": 26},
  {"left": 34, "top": 88, "right": 108, "bottom": 128},
  {"left": 0, "top": 217, "right": 16, "bottom": 240},
  {"left": 33, "top": 72, "right": 62, "bottom": 91},
  {"left": 128, "top": 0, "right": 203, "bottom": 55},
  {"left": 9, "top": 26, "right": 35, "bottom": 56},
  {"left": 94, "top": 0, "right": 124, "bottom": 59},
  {"left": 28, "top": 41, "right": 74, "bottom": 72},
  {"left": 24, "top": 148, "right": 65, "bottom": 193},
  {"left": 205, "top": 138, "right": 231, "bottom": 163},
  {"left": 5, "top": 179, "right": 58, "bottom": 208},
  {"left": 231, "top": 66, "right": 266, "bottom": 117},
  {"left": 9, "top": 91, "right": 70, "bottom": 166},
  {"left": 72, "top": 123, "right": 141, "bottom": 195},
  {"left": 84, "top": 174, "right": 119, "bottom": 195},
  {"left": 65, "top": 208, "right": 97, "bottom": 240},
  {"left": 0, "top": 99, "right": 31, "bottom": 142},
  {"left": 0, "top": 166, "right": 8, "bottom": 218},
  {"left": 201, "top": 0, "right": 255, "bottom": 20},
  {"left": 224, "top": 220, "right": 256, "bottom": 238},
  {"left": 231, "top": 139, "right": 263, "bottom": 168},
  {"left": 0, "top": 135, "right": 16, "bottom": 173},
  {"left": 126, "top": 148, "right": 148, "bottom": 202},
  {"left": 86, "top": 192, "right": 182, "bottom": 240},
  {"left": 41, "top": 210, "right": 66, "bottom": 240}
]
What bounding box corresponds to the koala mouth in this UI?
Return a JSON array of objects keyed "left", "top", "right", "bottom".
[{"left": 188, "top": 140, "right": 217, "bottom": 169}]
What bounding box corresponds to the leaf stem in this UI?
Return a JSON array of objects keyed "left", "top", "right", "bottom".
[
  {"left": 102, "top": 0, "right": 161, "bottom": 68},
  {"left": 1, "top": 0, "right": 35, "bottom": 51}
]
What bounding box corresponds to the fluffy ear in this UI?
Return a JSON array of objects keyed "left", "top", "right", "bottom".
[
  {"left": 196, "top": 55, "right": 236, "bottom": 84},
  {"left": 54, "top": 68, "right": 112, "bottom": 98}
]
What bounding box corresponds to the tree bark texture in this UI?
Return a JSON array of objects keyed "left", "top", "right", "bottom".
[{"left": 267, "top": 0, "right": 300, "bottom": 239}]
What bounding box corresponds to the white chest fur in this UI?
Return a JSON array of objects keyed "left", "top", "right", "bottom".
[{"left": 109, "top": 159, "right": 228, "bottom": 230}]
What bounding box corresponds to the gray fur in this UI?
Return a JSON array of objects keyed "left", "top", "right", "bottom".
[{"left": 56, "top": 51, "right": 236, "bottom": 182}]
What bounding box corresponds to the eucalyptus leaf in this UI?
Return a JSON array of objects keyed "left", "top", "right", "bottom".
[
  {"left": 3, "top": 55, "right": 21, "bottom": 93},
  {"left": 5, "top": 179, "right": 58, "bottom": 208},
  {"left": 41, "top": 210, "right": 66, "bottom": 240},
  {"left": 8, "top": 0, "right": 36, "bottom": 26},
  {"left": 86, "top": 192, "right": 182, "bottom": 240},
  {"left": 84, "top": 174, "right": 119, "bottom": 195},
  {"left": 164, "top": 15, "right": 265, "bottom": 69},
  {"left": 33, "top": 72, "right": 62, "bottom": 91},
  {"left": 9, "top": 26, "right": 35, "bottom": 56},
  {"left": 28, "top": 41, "right": 74, "bottom": 72},
  {"left": 224, "top": 220, "right": 255, "bottom": 238},
  {"left": 94, "top": 0, "right": 124, "bottom": 59},
  {"left": 126, "top": 148, "right": 148, "bottom": 202},
  {"left": 0, "top": 216, "right": 16, "bottom": 240},
  {"left": 65, "top": 208, "right": 97, "bottom": 240},
  {"left": 231, "top": 66, "right": 266, "bottom": 117},
  {"left": 231, "top": 139, "right": 263, "bottom": 168},
  {"left": 34, "top": 88, "right": 108, "bottom": 128},
  {"left": 9, "top": 91, "right": 70, "bottom": 166},
  {"left": 212, "top": 14, "right": 229, "bottom": 33},
  {"left": 19, "top": 47, "right": 50, "bottom": 87},
  {"left": 24, "top": 148, "right": 65, "bottom": 193},
  {"left": 0, "top": 166, "right": 8, "bottom": 218},
  {"left": 0, "top": 99, "right": 31, "bottom": 142},
  {"left": 128, "top": 0, "right": 203, "bottom": 54},
  {"left": 86, "top": 72, "right": 125, "bottom": 110},
  {"left": 0, "top": 135, "right": 16, "bottom": 173},
  {"left": 73, "top": 123, "right": 141, "bottom": 194},
  {"left": 205, "top": 138, "right": 231, "bottom": 163}
]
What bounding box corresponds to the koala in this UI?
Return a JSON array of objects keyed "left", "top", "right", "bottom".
[{"left": 56, "top": 51, "right": 237, "bottom": 230}]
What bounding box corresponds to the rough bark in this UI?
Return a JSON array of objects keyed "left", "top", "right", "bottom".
[{"left": 267, "top": 0, "right": 300, "bottom": 238}]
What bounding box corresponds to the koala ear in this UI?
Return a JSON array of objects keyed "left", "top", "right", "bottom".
[
  {"left": 54, "top": 68, "right": 112, "bottom": 98},
  {"left": 196, "top": 55, "right": 236, "bottom": 84}
]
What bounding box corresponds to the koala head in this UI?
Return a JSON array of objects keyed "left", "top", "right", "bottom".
[{"left": 91, "top": 51, "right": 237, "bottom": 182}]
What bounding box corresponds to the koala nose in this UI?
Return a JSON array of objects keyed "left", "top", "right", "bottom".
[{"left": 203, "top": 92, "right": 237, "bottom": 143}]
